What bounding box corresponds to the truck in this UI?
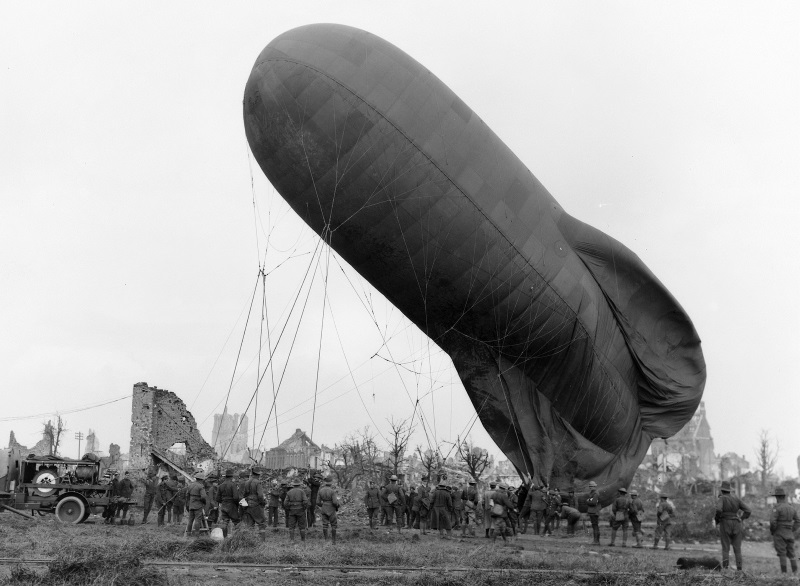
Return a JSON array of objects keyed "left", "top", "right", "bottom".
[{"left": 0, "top": 452, "right": 132, "bottom": 524}]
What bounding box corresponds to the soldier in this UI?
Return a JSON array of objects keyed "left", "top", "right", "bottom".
[
  {"left": 267, "top": 480, "right": 282, "bottom": 528},
  {"left": 279, "top": 481, "right": 290, "bottom": 527},
  {"left": 543, "top": 488, "right": 560, "bottom": 536},
  {"left": 241, "top": 468, "right": 267, "bottom": 539},
  {"left": 285, "top": 478, "right": 309, "bottom": 541},
  {"left": 305, "top": 472, "right": 322, "bottom": 529},
  {"left": 184, "top": 473, "right": 207, "bottom": 538},
  {"left": 490, "top": 483, "right": 513, "bottom": 543},
  {"left": 652, "top": 493, "right": 675, "bottom": 550},
  {"left": 217, "top": 469, "right": 241, "bottom": 537},
  {"left": 715, "top": 480, "right": 751, "bottom": 571},
  {"left": 608, "top": 487, "right": 631, "bottom": 547},
  {"left": 317, "top": 477, "right": 339, "bottom": 543},
  {"left": 417, "top": 482, "right": 431, "bottom": 534},
  {"left": 141, "top": 469, "right": 159, "bottom": 524},
  {"left": 172, "top": 478, "right": 186, "bottom": 525},
  {"left": 204, "top": 474, "right": 219, "bottom": 528},
  {"left": 483, "top": 482, "right": 497, "bottom": 538},
  {"left": 770, "top": 487, "right": 799, "bottom": 574},
  {"left": 451, "top": 483, "right": 464, "bottom": 529},
  {"left": 165, "top": 474, "right": 180, "bottom": 523},
  {"left": 507, "top": 485, "right": 519, "bottom": 537},
  {"left": 155, "top": 475, "right": 177, "bottom": 527},
  {"left": 378, "top": 484, "right": 389, "bottom": 526},
  {"left": 406, "top": 485, "right": 417, "bottom": 529},
  {"left": 384, "top": 475, "right": 406, "bottom": 532},
  {"left": 522, "top": 484, "right": 546, "bottom": 535},
  {"left": 586, "top": 481, "right": 601, "bottom": 545},
  {"left": 431, "top": 480, "right": 453, "bottom": 539},
  {"left": 462, "top": 480, "right": 479, "bottom": 536},
  {"left": 560, "top": 504, "right": 581, "bottom": 535},
  {"left": 364, "top": 480, "right": 381, "bottom": 530},
  {"left": 115, "top": 471, "right": 134, "bottom": 520},
  {"left": 629, "top": 489, "right": 645, "bottom": 548}
]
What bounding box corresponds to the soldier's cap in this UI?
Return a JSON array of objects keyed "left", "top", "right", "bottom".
[
  {"left": 587, "top": 481, "right": 598, "bottom": 488},
  {"left": 659, "top": 493, "right": 669, "bottom": 499},
  {"left": 720, "top": 481, "right": 732, "bottom": 492},
  {"left": 280, "top": 482, "right": 288, "bottom": 486},
  {"left": 324, "top": 477, "right": 332, "bottom": 484},
  {"left": 772, "top": 487, "right": 787, "bottom": 497},
  {"left": 250, "top": 468, "right": 261, "bottom": 476},
  {"left": 489, "top": 482, "right": 496, "bottom": 488},
  {"left": 225, "top": 469, "right": 234, "bottom": 478},
  {"left": 124, "top": 471, "right": 129, "bottom": 475},
  {"left": 498, "top": 483, "right": 508, "bottom": 489},
  {"left": 390, "top": 475, "right": 398, "bottom": 481},
  {"left": 194, "top": 473, "right": 205, "bottom": 481},
  {"left": 239, "top": 471, "right": 249, "bottom": 479},
  {"left": 618, "top": 487, "right": 627, "bottom": 494},
  {"left": 292, "top": 479, "right": 302, "bottom": 486},
  {"left": 469, "top": 480, "right": 476, "bottom": 485},
  {"left": 630, "top": 489, "right": 638, "bottom": 496}
]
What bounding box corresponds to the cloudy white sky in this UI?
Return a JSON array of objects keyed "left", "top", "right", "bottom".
[{"left": 2, "top": 2, "right": 798, "bottom": 477}]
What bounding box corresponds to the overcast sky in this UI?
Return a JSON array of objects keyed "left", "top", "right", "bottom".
[{"left": 2, "top": 2, "right": 798, "bottom": 478}]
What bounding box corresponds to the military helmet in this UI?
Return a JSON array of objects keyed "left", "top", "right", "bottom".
[
  {"left": 469, "top": 480, "right": 476, "bottom": 485},
  {"left": 587, "top": 481, "right": 598, "bottom": 488},
  {"left": 324, "top": 477, "right": 332, "bottom": 484},
  {"left": 630, "top": 489, "right": 639, "bottom": 497},
  {"left": 251, "top": 467, "right": 262, "bottom": 476},
  {"left": 225, "top": 469, "right": 234, "bottom": 478},
  {"left": 390, "top": 475, "right": 398, "bottom": 481},
  {"left": 489, "top": 482, "right": 497, "bottom": 488},
  {"left": 618, "top": 487, "right": 628, "bottom": 494},
  {"left": 659, "top": 493, "right": 669, "bottom": 499},
  {"left": 292, "top": 478, "right": 302, "bottom": 486},
  {"left": 720, "top": 480, "right": 732, "bottom": 492},
  {"left": 773, "top": 487, "right": 787, "bottom": 498}
]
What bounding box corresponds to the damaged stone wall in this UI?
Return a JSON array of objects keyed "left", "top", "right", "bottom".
[{"left": 128, "top": 381, "right": 215, "bottom": 471}]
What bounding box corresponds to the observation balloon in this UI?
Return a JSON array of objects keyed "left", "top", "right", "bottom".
[{"left": 243, "top": 23, "right": 706, "bottom": 505}]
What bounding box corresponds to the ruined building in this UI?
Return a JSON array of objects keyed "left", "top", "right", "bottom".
[
  {"left": 128, "top": 382, "right": 215, "bottom": 472},
  {"left": 261, "top": 428, "right": 326, "bottom": 470},
  {"left": 650, "top": 401, "right": 718, "bottom": 480},
  {"left": 85, "top": 429, "right": 101, "bottom": 455},
  {"left": 211, "top": 408, "right": 249, "bottom": 461}
]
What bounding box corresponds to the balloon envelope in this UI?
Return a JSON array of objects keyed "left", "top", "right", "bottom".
[{"left": 243, "top": 24, "right": 706, "bottom": 505}]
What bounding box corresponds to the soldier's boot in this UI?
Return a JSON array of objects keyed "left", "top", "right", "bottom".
[
  {"left": 621, "top": 527, "right": 628, "bottom": 547},
  {"left": 323, "top": 528, "right": 329, "bottom": 540},
  {"left": 608, "top": 528, "right": 617, "bottom": 546},
  {"left": 300, "top": 530, "right": 306, "bottom": 542},
  {"left": 490, "top": 528, "right": 496, "bottom": 543},
  {"left": 791, "top": 558, "right": 798, "bottom": 573},
  {"left": 651, "top": 538, "right": 659, "bottom": 549},
  {"left": 331, "top": 529, "right": 337, "bottom": 544},
  {"left": 461, "top": 524, "right": 467, "bottom": 537},
  {"left": 485, "top": 527, "right": 490, "bottom": 538},
  {"left": 722, "top": 559, "right": 729, "bottom": 570},
  {"left": 221, "top": 524, "right": 228, "bottom": 538},
  {"left": 634, "top": 532, "right": 642, "bottom": 548},
  {"left": 664, "top": 535, "right": 671, "bottom": 550},
  {"left": 779, "top": 556, "right": 787, "bottom": 573}
]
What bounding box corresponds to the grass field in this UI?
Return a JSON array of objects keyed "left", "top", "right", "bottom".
[{"left": 0, "top": 511, "right": 795, "bottom": 585}]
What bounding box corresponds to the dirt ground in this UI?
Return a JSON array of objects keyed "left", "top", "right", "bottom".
[{"left": 0, "top": 510, "right": 795, "bottom": 585}]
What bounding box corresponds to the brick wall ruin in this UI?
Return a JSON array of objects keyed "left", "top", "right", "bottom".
[{"left": 128, "top": 382, "right": 215, "bottom": 471}]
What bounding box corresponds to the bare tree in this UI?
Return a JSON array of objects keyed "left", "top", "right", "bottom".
[
  {"left": 755, "top": 429, "right": 779, "bottom": 493},
  {"left": 456, "top": 437, "right": 493, "bottom": 483},
  {"left": 327, "top": 433, "right": 365, "bottom": 489},
  {"left": 416, "top": 445, "right": 441, "bottom": 483},
  {"left": 385, "top": 417, "right": 415, "bottom": 478},
  {"left": 43, "top": 416, "right": 67, "bottom": 456}
]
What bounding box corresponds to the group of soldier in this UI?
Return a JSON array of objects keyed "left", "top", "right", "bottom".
[{"left": 127, "top": 466, "right": 798, "bottom": 575}]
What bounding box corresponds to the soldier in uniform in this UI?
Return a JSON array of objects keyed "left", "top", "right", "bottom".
[
  {"left": 203, "top": 473, "right": 219, "bottom": 528},
  {"left": 317, "top": 477, "right": 339, "bottom": 543},
  {"left": 279, "top": 481, "right": 290, "bottom": 527},
  {"left": 417, "top": 482, "right": 431, "bottom": 534},
  {"left": 241, "top": 468, "right": 267, "bottom": 539},
  {"left": 652, "top": 493, "right": 675, "bottom": 550},
  {"left": 364, "top": 480, "right": 381, "bottom": 530},
  {"left": 560, "top": 503, "right": 581, "bottom": 535},
  {"left": 522, "top": 484, "right": 547, "bottom": 535},
  {"left": 543, "top": 488, "right": 561, "bottom": 536},
  {"left": 384, "top": 475, "right": 406, "bottom": 532},
  {"left": 172, "top": 478, "right": 186, "bottom": 525},
  {"left": 483, "top": 482, "right": 497, "bottom": 538},
  {"left": 305, "top": 472, "right": 322, "bottom": 529},
  {"left": 770, "top": 487, "right": 799, "bottom": 574},
  {"left": 184, "top": 473, "right": 207, "bottom": 537},
  {"left": 586, "top": 481, "right": 601, "bottom": 544},
  {"left": 285, "top": 478, "right": 309, "bottom": 541},
  {"left": 115, "top": 471, "right": 134, "bottom": 520},
  {"left": 378, "top": 484, "right": 389, "bottom": 526},
  {"left": 406, "top": 485, "right": 417, "bottom": 529},
  {"left": 715, "top": 480, "right": 751, "bottom": 571},
  {"left": 490, "top": 483, "right": 513, "bottom": 543},
  {"left": 608, "top": 487, "right": 631, "bottom": 547},
  {"left": 165, "top": 474, "right": 180, "bottom": 523},
  {"left": 451, "top": 483, "right": 464, "bottom": 530},
  {"left": 156, "top": 475, "right": 177, "bottom": 527},
  {"left": 267, "top": 480, "right": 282, "bottom": 528},
  {"left": 462, "top": 480, "right": 478, "bottom": 536},
  {"left": 507, "top": 485, "right": 519, "bottom": 537},
  {"left": 629, "top": 489, "right": 645, "bottom": 547},
  {"left": 217, "top": 469, "right": 241, "bottom": 537},
  {"left": 141, "top": 470, "right": 159, "bottom": 524},
  {"left": 431, "top": 480, "right": 453, "bottom": 539}
]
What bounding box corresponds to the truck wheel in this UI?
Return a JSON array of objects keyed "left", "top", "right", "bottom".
[{"left": 55, "top": 496, "right": 86, "bottom": 524}]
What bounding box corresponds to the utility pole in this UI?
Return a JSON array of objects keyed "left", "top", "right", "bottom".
[{"left": 74, "top": 431, "right": 84, "bottom": 459}]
